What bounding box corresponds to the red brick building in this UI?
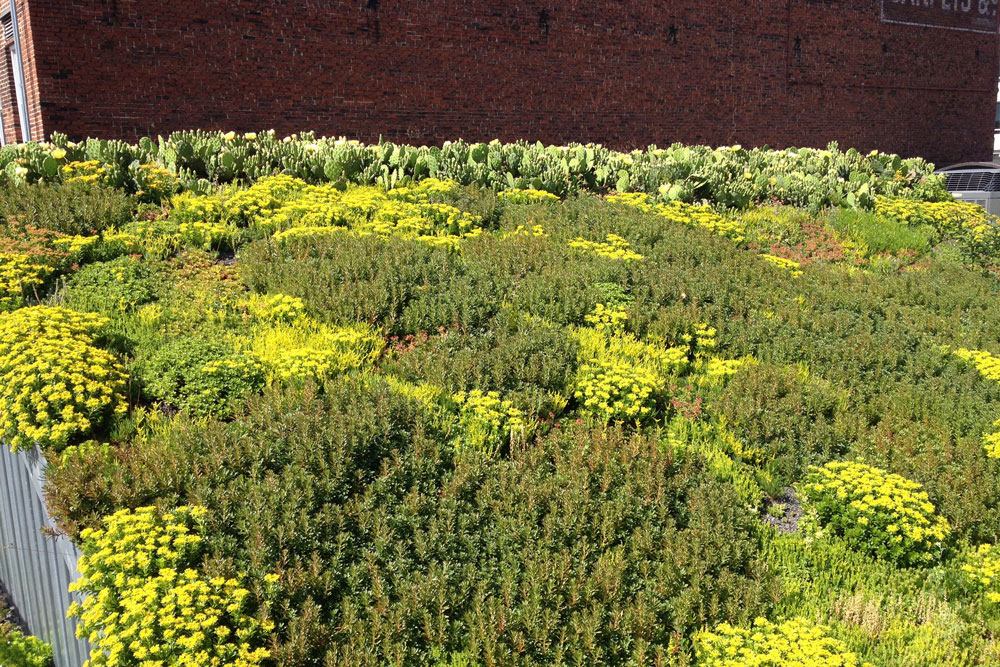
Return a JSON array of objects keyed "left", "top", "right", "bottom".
[{"left": 1, "top": 1, "right": 999, "bottom": 165}]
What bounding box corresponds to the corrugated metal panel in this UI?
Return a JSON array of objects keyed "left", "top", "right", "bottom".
[{"left": 0, "top": 445, "right": 90, "bottom": 667}]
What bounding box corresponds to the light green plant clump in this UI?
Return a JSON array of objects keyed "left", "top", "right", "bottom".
[{"left": 0, "top": 624, "right": 52, "bottom": 667}]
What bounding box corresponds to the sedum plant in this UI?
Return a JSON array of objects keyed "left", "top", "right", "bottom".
[
  {"left": 133, "top": 337, "right": 266, "bottom": 418},
  {"left": 801, "top": 461, "right": 950, "bottom": 567},
  {"left": 960, "top": 543, "right": 1000, "bottom": 606},
  {"left": 248, "top": 320, "right": 382, "bottom": 385},
  {"left": 0, "top": 252, "right": 51, "bottom": 311},
  {"left": 694, "top": 617, "right": 869, "bottom": 667},
  {"left": 573, "top": 358, "right": 665, "bottom": 424},
  {"left": 496, "top": 188, "right": 560, "bottom": 204},
  {"left": 568, "top": 233, "right": 644, "bottom": 261},
  {"left": 0, "top": 306, "right": 126, "bottom": 451},
  {"left": 0, "top": 623, "right": 52, "bottom": 667},
  {"left": 452, "top": 389, "right": 529, "bottom": 455},
  {"left": 608, "top": 192, "right": 746, "bottom": 242},
  {"left": 69, "top": 505, "right": 272, "bottom": 667}
]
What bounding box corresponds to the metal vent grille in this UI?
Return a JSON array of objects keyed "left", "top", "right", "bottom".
[
  {"left": 1, "top": 14, "right": 12, "bottom": 42},
  {"left": 944, "top": 170, "right": 1000, "bottom": 192}
]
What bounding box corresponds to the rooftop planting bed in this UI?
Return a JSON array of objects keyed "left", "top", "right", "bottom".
[{"left": 1, "top": 131, "right": 1000, "bottom": 666}]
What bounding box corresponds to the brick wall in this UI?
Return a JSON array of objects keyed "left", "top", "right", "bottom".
[{"left": 15, "top": 0, "right": 1000, "bottom": 165}]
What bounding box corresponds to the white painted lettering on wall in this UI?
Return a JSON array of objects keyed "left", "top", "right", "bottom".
[{"left": 882, "top": 0, "right": 999, "bottom": 32}]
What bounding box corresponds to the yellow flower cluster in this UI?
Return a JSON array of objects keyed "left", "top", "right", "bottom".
[
  {"left": 951, "top": 347, "right": 1000, "bottom": 382},
  {"left": 802, "top": 461, "right": 950, "bottom": 566},
  {"left": 960, "top": 544, "right": 1000, "bottom": 604},
  {"left": 62, "top": 160, "right": 107, "bottom": 183},
  {"left": 192, "top": 177, "right": 486, "bottom": 247},
  {"left": 984, "top": 427, "right": 1000, "bottom": 459},
  {"left": 695, "top": 617, "right": 867, "bottom": 667},
  {"left": 134, "top": 163, "right": 179, "bottom": 202},
  {"left": 761, "top": 254, "right": 803, "bottom": 277},
  {"left": 568, "top": 234, "right": 644, "bottom": 261},
  {"left": 0, "top": 306, "right": 126, "bottom": 451},
  {"left": 0, "top": 252, "right": 51, "bottom": 311},
  {"left": 607, "top": 192, "right": 745, "bottom": 242},
  {"left": 222, "top": 174, "right": 308, "bottom": 225},
  {"left": 583, "top": 302, "right": 628, "bottom": 332},
  {"left": 248, "top": 319, "right": 383, "bottom": 385},
  {"left": 948, "top": 348, "right": 1000, "bottom": 458},
  {"left": 681, "top": 322, "right": 718, "bottom": 360},
  {"left": 693, "top": 357, "right": 754, "bottom": 388},
  {"left": 171, "top": 191, "right": 225, "bottom": 225},
  {"left": 69, "top": 506, "right": 272, "bottom": 667},
  {"left": 243, "top": 293, "right": 306, "bottom": 324},
  {"left": 874, "top": 196, "right": 991, "bottom": 238},
  {"left": 574, "top": 358, "right": 665, "bottom": 423},
  {"left": 506, "top": 224, "right": 548, "bottom": 238},
  {"left": 53, "top": 233, "right": 103, "bottom": 257},
  {"left": 452, "top": 389, "right": 529, "bottom": 454},
  {"left": 496, "top": 188, "right": 560, "bottom": 204},
  {"left": 386, "top": 178, "right": 460, "bottom": 202}
]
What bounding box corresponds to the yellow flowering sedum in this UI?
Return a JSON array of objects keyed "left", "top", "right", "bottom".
[
  {"left": 949, "top": 348, "right": 1000, "bottom": 458},
  {"left": 452, "top": 389, "right": 529, "bottom": 454},
  {"left": 0, "top": 306, "right": 126, "bottom": 451},
  {"left": 802, "top": 461, "right": 950, "bottom": 566},
  {"left": 607, "top": 192, "right": 745, "bottom": 242},
  {"left": 68, "top": 506, "right": 272, "bottom": 667},
  {"left": 568, "top": 234, "right": 644, "bottom": 261},
  {"left": 386, "top": 177, "right": 460, "bottom": 202},
  {"left": 0, "top": 252, "right": 51, "bottom": 311},
  {"left": 951, "top": 347, "right": 1000, "bottom": 382},
  {"left": 222, "top": 174, "right": 308, "bottom": 226},
  {"left": 249, "top": 319, "right": 383, "bottom": 385},
  {"left": 496, "top": 188, "right": 560, "bottom": 204},
  {"left": 196, "top": 177, "right": 485, "bottom": 247},
  {"left": 583, "top": 302, "right": 628, "bottom": 332},
  {"left": 242, "top": 292, "right": 306, "bottom": 324},
  {"left": 760, "top": 253, "right": 803, "bottom": 277},
  {"left": 505, "top": 224, "right": 548, "bottom": 238},
  {"left": 960, "top": 544, "right": 1000, "bottom": 605},
  {"left": 574, "top": 358, "right": 665, "bottom": 424},
  {"left": 874, "top": 196, "right": 990, "bottom": 238},
  {"left": 695, "top": 617, "right": 867, "bottom": 667},
  {"left": 170, "top": 191, "right": 225, "bottom": 224}
]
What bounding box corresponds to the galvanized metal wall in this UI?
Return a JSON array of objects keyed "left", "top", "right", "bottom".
[{"left": 0, "top": 445, "right": 90, "bottom": 667}]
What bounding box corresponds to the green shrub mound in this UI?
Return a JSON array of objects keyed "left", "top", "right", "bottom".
[
  {"left": 63, "top": 255, "right": 160, "bottom": 316},
  {"left": 131, "top": 336, "right": 266, "bottom": 418},
  {"left": 48, "top": 380, "right": 773, "bottom": 666}
]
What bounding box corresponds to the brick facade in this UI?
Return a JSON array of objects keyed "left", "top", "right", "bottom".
[{"left": 6, "top": 0, "right": 1000, "bottom": 165}]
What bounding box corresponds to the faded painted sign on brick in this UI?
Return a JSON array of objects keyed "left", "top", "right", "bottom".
[{"left": 883, "top": 0, "right": 1000, "bottom": 33}]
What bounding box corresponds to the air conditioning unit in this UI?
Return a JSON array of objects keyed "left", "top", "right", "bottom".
[{"left": 935, "top": 162, "right": 1000, "bottom": 216}]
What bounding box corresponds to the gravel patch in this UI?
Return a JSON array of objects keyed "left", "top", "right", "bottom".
[{"left": 762, "top": 486, "right": 803, "bottom": 534}]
